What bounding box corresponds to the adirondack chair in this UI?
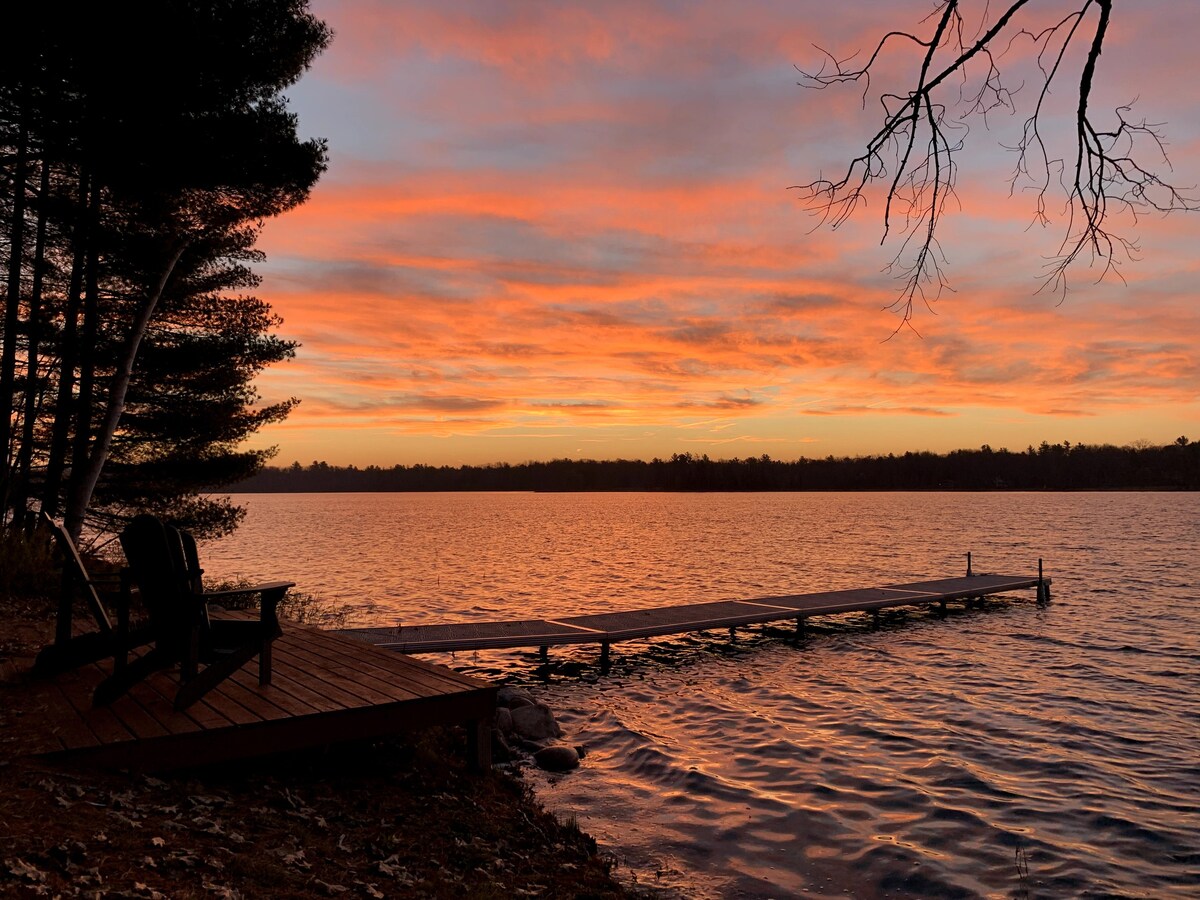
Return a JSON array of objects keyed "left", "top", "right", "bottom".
[
  {"left": 33, "top": 512, "right": 153, "bottom": 676},
  {"left": 93, "top": 514, "right": 294, "bottom": 710}
]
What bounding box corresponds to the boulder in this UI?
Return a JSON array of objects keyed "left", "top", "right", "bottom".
[
  {"left": 509, "top": 702, "right": 562, "bottom": 744},
  {"left": 497, "top": 686, "right": 536, "bottom": 709},
  {"left": 534, "top": 744, "right": 580, "bottom": 772}
]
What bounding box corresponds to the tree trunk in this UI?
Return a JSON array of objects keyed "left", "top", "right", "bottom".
[
  {"left": 65, "top": 190, "right": 103, "bottom": 523},
  {"left": 64, "top": 242, "right": 187, "bottom": 541},
  {"left": 41, "top": 172, "right": 91, "bottom": 519},
  {"left": 11, "top": 160, "right": 51, "bottom": 518},
  {"left": 1, "top": 117, "right": 28, "bottom": 508}
]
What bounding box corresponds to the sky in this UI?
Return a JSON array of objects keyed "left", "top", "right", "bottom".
[{"left": 247, "top": 0, "right": 1200, "bottom": 467}]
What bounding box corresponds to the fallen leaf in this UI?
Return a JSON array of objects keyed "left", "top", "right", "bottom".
[{"left": 6, "top": 857, "right": 48, "bottom": 883}]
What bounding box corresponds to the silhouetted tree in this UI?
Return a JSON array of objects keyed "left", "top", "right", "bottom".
[
  {"left": 232, "top": 439, "right": 1198, "bottom": 493},
  {"left": 0, "top": 1, "right": 330, "bottom": 540}
]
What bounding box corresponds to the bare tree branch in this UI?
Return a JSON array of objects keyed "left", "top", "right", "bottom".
[{"left": 794, "top": 0, "right": 1197, "bottom": 332}]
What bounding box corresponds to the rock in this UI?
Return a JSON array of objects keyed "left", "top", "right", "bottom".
[
  {"left": 497, "top": 687, "right": 536, "bottom": 709},
  {"left": 493, "top": 706, "right": 513, "bottom": 734},
  {"left": 509, "top": 702, "right": 562, "bottom": 744},
  {"left": 575, "top": 744, "right": 587, "bottom": 760},
  {"left": 534, "top": 744, "right": 580, "bottom": 772}
]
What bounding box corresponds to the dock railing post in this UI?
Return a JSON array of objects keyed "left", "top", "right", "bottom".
[
  {"left": 966, "top": 551, "right": 973, "bottom": 577},
  {"left": 1037, "top": 558, "right": 1049, "bottom": 604}
]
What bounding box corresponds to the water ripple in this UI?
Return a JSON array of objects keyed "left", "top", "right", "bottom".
[{"left": 206, "top": 491, "right": 1200, "bottom": 898}]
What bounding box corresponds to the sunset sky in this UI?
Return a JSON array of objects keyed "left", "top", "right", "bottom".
[{"left": 248, "top": 1, "right": 1200, "bottom": 467}]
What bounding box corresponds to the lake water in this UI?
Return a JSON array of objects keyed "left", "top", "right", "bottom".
[{"left": 204, "top": 492, "right": 1200, "bottom": 898}]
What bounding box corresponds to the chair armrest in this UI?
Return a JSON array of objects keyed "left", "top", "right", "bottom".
[
  {"left": 201, "top": 581, "right": 295, "bottom": 601},
  {"left": 201, "top": 582, "right": 294, "bottom": 631}
]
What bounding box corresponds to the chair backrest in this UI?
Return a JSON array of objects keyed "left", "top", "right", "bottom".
[
  {"left": 175, "top": 527, "right": 213, "bottom": 632},
  {"left": 119, "top": 514, "right": 196, "bottom": 643},
  {"left": 42, "top": 510, "right": 113, "bottom": 636}
]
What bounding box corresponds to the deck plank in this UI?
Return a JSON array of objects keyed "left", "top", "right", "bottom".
[
  {"left": 301, "top": 629, "right": 484, "bottom": 696},
  {"left": 884, "top": 575, "right": 1040, "bottom": 598},
  {"left": 343, "top": 618, "right": 599, "bottom": 653},
  {"left": 559, "top": 600, "right": 798, "bottom": 641}
]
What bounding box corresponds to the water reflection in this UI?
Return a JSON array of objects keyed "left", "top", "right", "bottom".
[{"left": 204, "top": 492, "right": 1200, "bottom": 898}]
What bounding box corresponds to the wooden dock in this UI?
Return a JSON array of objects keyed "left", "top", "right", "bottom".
[
  {"left": 339, "top": 570, "right": 1051, "bottom": 668},
  {"left": 7, "top": 621, "right": 496, "bottom": 771}
]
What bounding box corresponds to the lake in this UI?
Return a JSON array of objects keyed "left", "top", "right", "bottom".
[{"left": 205, "top": 492, "right": 1199, "bottom": 898}]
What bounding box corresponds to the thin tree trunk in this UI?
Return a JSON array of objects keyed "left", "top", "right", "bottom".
[
  {"left": 65, "top": 190, "right": 102, "bottom": 522},
  {"left": 64, "top": 242, "right": 187, "bottom": 541},
  {"left": 11, "top": 160, "right": 51, "bottom": 518},
  {"left": 1, "top": 117, "right": 29, "bottom": 498},
  {"left": 41, "top": 172, "right": 90, "bottom": 518}
]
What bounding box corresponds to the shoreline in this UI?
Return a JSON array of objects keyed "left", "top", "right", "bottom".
[{"left": 0, "top": 597, "right": 635, "bottom": 898}]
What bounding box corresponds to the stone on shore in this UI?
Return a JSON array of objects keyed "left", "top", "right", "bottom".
[
  {"left": 491, "top": 687, "right": 578, "bottom": 771},
  {"left": 509, "top": 703, "right": 562, "bottom": 744},
  {"left": 533, "top": 745, "right": 580, "bottom": 772}
]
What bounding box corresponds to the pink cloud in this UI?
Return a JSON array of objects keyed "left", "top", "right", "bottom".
[{"left": 244, "top": 1, "right": 1200, "bottom": 464}]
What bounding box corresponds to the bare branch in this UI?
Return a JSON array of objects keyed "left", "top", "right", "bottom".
[{"left": 794, "top": 0, "right": 1198, "bottom": 327}]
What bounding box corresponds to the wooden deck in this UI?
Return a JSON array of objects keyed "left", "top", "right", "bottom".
[
  {"left": 339, "top": 572, "right": 1051, "bottom": 660},
  {"left": 8, "top": 622, "right": 496, "bottom": 771}
]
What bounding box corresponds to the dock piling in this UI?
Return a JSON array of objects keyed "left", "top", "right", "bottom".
[
  {"left": 599, "top": 641, "right": 611, "bottom": 674},
  {"left": 967, "top": 551, "right": 973, "bottom": 577},
  {"left": 1036, "top": 559, "right": 1050, "bottom": 604}
]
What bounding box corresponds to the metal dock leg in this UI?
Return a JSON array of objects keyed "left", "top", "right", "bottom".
[{"left": 1036, "top": 558, "right": 1050, "bottom": 604}]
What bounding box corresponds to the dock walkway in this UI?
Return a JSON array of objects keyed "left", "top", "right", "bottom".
[{"left": 339, "top": 569, "right": 1051, "bottom": 666}]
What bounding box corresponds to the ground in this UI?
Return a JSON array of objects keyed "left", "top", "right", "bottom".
[{"left": 0, "top": 595, "right": 637, "bottom": 899}]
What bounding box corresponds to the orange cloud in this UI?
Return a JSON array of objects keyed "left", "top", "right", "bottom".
[{"left": 243, "top": 0, "right": 1200, "bottom": 465}]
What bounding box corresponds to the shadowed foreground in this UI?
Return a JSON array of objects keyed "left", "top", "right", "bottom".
[{"left": 0, "top": 599, "right": 634, "bottom": 898}]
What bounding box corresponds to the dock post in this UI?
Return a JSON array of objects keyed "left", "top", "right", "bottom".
[
  {"left": 538, "top": 645, "right": 548, "bottom": 663},
  {"left": 1036, "top": 558, "right": 1049, "bottom": 604},
  {"left": 871, "top": 608, "right": 880, "bottom": 629},
  {"left": 794, "top": 616, "right": 806, "bottom": 642},
  {"left": 966, "top": 551, "right": 973, "bottom": 577},
  {"left": 939, "top": 598, "right": 947, "bottom": 617},
  {"left": 599, "top": 641, "right": 611, "bottom": 674},
  {"left": 729, "top": 626, "right": 737, "bottom": 642},
  {"left": 468, "top": 716, "right": 493, "bottom": 771}
]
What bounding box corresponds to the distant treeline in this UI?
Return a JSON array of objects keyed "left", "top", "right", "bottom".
[{"left": 232, "top": 439, "right": 1198, "bottom": 492}]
